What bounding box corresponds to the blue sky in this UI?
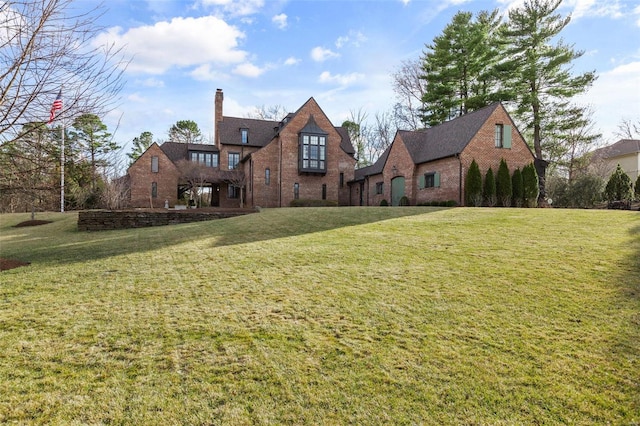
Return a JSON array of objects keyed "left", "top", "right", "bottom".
[{"left": 90, "top": 0, "right": 640, "bottom": 156}]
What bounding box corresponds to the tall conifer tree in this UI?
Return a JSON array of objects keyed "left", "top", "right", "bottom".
[{"left": 500, "top": 0, "right": 596, "bottom": 200}]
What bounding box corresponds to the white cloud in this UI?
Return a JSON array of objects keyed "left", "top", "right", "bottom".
[
  {"left": 272, "top": 13, "right": 288, "bottom": 30},
  {"left": 318, "top": 71, "right": 364, "bottom": 86},
  {"left": 94, "top": 16, "right": 247, "bottom": 74},
  {"left": 577, "top": 61, "right": 640, "bottom": 142},
  {"left": 233, "top": 62, "right": 264, "bottom": 77},
  {"left": 198, "top": 0, "right": 265, "bottom": 16},
  {"left": 139, "top": 77, "right": 165, "bottom": 88},
  {"left": 127, "top": 93, "right": 146, "bottom": 103},
  {"left": 284, "top": 57, "right": 300, "bottom": 66},
  {"left": 311, "top": 46, "right": 340, "bottom": 62},
  {"left": 335, "top": 31, "right": 367, "bottom": 49},
  {"left": 190, "top": 64, "right": 227, "bottom": 81}
]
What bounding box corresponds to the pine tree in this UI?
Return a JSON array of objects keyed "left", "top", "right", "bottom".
[
  {"left": 483, "top": 167, "right": 496, "bottom": 207},
  {"left": 522, "top": 163, "right": 539, "bottom": 208},
  {"left": 420, "top": 10, "right": 506, "bottom": 127},
  {"left": 169, "top": 120, "right": 203, "bottom": 144},
  {"left": 465, "top": 159, "right": 483, "bottom": 207},
  {"left": 128, "top": 131, "right": 154, "bottom": 165},
  {"left": 604, "top": 164, "right": 633, "bottom": 203},
  {"left": 512, "top": 168, "right": 524, "bottom": 207},
  {"left": 496, "top": 158, "right": 512, "bottom": 207},
  {"left": 500, "top": 0, "right": 596, "bottom": 200}
]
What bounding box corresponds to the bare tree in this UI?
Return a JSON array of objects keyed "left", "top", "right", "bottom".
[
  {"left": 0, "top": 0, "right": 126, "bottom": 146},
  {"left": 176, "top": 159, "right": 212, "bottom": 207},
  {"left": 246, "top": 104, "right": 289, "bottom": 121},
  {"left": 391, "top": 58, "right": 426, "bottom": 131},
  {"left": 615, "top": 118, "right": 640, "bottom": 140}
]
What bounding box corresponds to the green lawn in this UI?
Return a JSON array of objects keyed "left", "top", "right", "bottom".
[{"left": 0, "top": 207, "right": 638, "bottom": 425}]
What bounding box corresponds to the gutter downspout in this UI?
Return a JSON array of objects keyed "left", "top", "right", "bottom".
[{"left": 457, "top": 153, "right": 463, "bottom": 206}]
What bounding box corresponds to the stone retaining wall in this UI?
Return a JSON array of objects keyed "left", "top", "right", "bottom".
[{"left": 78, "top": 208, "right": 257, "bottom": 231}]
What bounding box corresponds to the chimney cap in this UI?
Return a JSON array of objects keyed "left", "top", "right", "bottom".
[{"left": 216, "top": 88, "right": 223, "bottom": 92}]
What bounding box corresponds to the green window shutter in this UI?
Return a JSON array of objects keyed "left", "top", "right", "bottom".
[
  {"left": 418, "top": 174, "right": 425, "bottom": 189},
  {"left": 503, "top": 125, "right": 512, "bottom": 149},
  {"left": 434, "top": 172, "right": 441, "bottom": 188}
]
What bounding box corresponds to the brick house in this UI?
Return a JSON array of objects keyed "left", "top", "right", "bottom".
[
  {"left": 127, "top": 89, "right": 356, "bottom": 208},
  {"left": 350, "top": 102, "right": 535, "bottom": 206}
]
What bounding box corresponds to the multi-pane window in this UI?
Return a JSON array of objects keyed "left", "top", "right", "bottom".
[
  {"left": 375, "top": 182, "right": 383, "bottom": 195},
  {"left": 495, "top": 124, "right": 512, "bottom": 148},
  {"left": 300, "top": 134, "right": 326, "bottom": 172},
  {"left": 495, "top": 124, "right": 504, "bottom": 148},
  {"left": 190, "top": 152, "right": 218, "bottom": 168},
  {"left": 422, "top": 172, "right": 440, "bottom": 188},
  {"left": 227, "top": 185, "right": 240, "bottom": 199},
  {"left": 241, "top": 128, "right": 248, "bottom": 144},
  {"left": 228, "top": 152, "right": 240, "bottom": 169},
  {"left": 151, "top": 156, "right": 159, "bottom": 173},
  {"left": 265, "top": 168, "right": 270, "bottom": 185}
]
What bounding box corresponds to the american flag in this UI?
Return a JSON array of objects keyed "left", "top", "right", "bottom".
[{"left": 48, "top": 90, "right": 62, "bottom": 123}]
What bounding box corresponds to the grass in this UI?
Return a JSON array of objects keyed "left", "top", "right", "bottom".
[{"left": 0, "top": 207, "right": 638, "bottom": 425}]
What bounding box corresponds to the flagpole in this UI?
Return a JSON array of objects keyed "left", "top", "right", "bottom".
[{"left": 60, "top": 120, "right": 65, "bottom": 213}]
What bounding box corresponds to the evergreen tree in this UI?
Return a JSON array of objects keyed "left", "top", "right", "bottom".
[
  {"left": 512, "top": 168, "right": 524, "bottom": 207},
  {"left": 169, "top": 120, "right": 203, "bottom": 144},
  {"left": 635, "top": 175, "right": 640, "bottom": 201},
  {"left": 465, "top": 159, "right": 483, "bottom": 207},
  {"left": 522, "top": 163, "right": 539, "bottom": 208},
  {"left": 496, "top": 158, "right": 512, "bottom": 207},
  {"left": 420, "top": 10, "right": 506, "bottom": 127},
  {"left": 68, "top": 113, "right": 119, "bottom": 191},
  {"left": 604, "top": 164, "right": 633, "bottom": 202},
  {"left": 483, "top": 167, "right": 496, "bottom": 207},
  {"left": 500, "top": 0, "right": 596, "bottom": 200},
  {"left": 128, "top": 131, "right": 154, "bottom": 165}
]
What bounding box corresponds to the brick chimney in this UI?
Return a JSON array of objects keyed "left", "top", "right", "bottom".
[{"left": 214, "top": 88, "right": 223, "bottom": 146}]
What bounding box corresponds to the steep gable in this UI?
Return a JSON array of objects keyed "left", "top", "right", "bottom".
[{"left": 401, "top": 103, "right": 501, "bottom": 164}]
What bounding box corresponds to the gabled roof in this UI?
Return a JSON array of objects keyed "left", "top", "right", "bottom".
[
  {"left": 356, "top": 102, "right": 503, "bottom": 179},
  {"left": 160, "top": 141, "right": 218, "bottom": 163},
  {"left": 401, "top": 102, "right": 501, "bottom": 164},
  {"left": 218, "top": 116, "right": 279, "bottom": 147},
  {"left": 592, "top": 139, "right": 640, "bottom": 160},
  {"left": 217, "top": 96, "right": 355, "bottom": 155}
]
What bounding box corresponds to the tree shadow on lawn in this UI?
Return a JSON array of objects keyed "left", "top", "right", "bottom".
[{"left": 2, "top": 207, "right": 441, "bottom": 269}]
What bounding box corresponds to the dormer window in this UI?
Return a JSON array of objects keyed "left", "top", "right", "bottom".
[
  {"left": 241, "top": 128, "right": 248, "bottom": 144},
  {"left": 299, "top": 115, "right": 328, "bottom": 174}
]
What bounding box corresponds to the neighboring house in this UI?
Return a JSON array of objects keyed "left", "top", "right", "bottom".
[
  {"left": 590, "top": 139, "right": 640, "bottom": 182},
  {"left": 350, "top": 102, "right": 535, "bottom": 206},
  {"left": 127, "top": 89, "right": 356, "bottom": 208}
]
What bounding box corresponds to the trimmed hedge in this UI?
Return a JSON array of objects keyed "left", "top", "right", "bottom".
[{"left": 417, "top": 200, "right": 458, "bottom": 207}]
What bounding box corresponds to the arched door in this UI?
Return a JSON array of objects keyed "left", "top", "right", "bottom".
[{"left": 391, "top": 176, "right": 405, "bottom": 206}]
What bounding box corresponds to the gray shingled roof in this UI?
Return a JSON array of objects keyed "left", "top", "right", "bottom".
[
  {"left": 402, "top": 102, "right": 500, "bottom": 164},
  {"left": 218, "top": 117, "right": 280, "bottom": 147},
  {"left": 160, "top": 142, "right": 218, "bottom": 163},
  {"left": 218, "top": 102, "right": 355, "bottom": 155},
  {"left": 356, "top": 103, "right": 502, "bottom": 179},
  {"left": 592, "top": 139, "right": 640, "bottom": 160}
]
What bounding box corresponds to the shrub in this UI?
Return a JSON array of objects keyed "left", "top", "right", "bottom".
[
  {"left": 465, "top": 159, "right": 483, "bottom": 207},
  {"left": 522, "top": 163, "right": 539, "bottom": 208},
  {"left": 399, "top": 196, "right": 410, "bottom": 206},
  {"left": 496, "top": 159, "right": 512, "bottom": 207},
  {"left": 483, "top": 168, "right": 496, "bottom": 207},
  {"left": 547, "top": 174, "right": 604, "bottom": 209},
  {"left": 604, "top": 164, "right": 633, "bottom": 203},
  {"left": 380, "top": 199, "right": 389, "bottom": 206},
  {"left": 289, "top": 199, "right": 338, "bottom": 207},
  {"left": 511, "top": 168, "right": 524, "bottom": 207},
  {"left": 635, "top": 175, "right": 640, "bottom": 201}
]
